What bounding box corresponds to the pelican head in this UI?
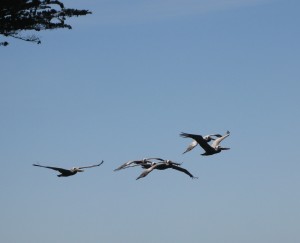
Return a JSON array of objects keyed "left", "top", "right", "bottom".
[
  {"left": 72, "top": 167, "right": 84, "bottom": 172},
  {"left": 203, "top": 135, "right": 214, "bottom": 142},
  {"left": 215, "top": 145, "right": 222, "bottom": 151}
]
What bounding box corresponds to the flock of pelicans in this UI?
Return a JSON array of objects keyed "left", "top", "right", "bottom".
[{"left": 33, "top": 131, "right": 230, "bottom": 180}]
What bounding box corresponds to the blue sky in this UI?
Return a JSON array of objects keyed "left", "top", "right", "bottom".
[{"left": 1, "top": 0, "right": 300, "bottom": 242}]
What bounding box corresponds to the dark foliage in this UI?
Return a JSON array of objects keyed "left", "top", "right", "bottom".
[{"left": 0, "top": 0, "right": 91, "bottom": 46}]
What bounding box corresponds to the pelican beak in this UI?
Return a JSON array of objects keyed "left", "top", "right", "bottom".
[{"left": 77, "top": 169, "right": 84, "bottom": 172}]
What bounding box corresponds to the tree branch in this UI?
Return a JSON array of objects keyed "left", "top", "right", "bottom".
[{"left": 0, "top": 0, "right": 91, "bottom": 46}]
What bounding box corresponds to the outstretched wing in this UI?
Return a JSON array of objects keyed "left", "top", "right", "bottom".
[
  {"left": 209, "top": 134, "right": 223, "bottom": 138},
  {"left": 146, "top": 157, "right": 165, "bottom": 161},
  {"left": 170, "top": 165, "right": 198, "bottom": 179},
  {"left": 136, "top": 163, "right": 165, "bottom": 180},
  {"left": 114, "top": 160, "right": 143, "bottom": 171},
  {"left": 114, "top": 158, "right": 163, "bottom": 171},
  {"left": 78, "top": 160, "right": 104, "bottom": 169},
  {"left": 211, "top": 131, "right": 230, "bottom": 148},
  {"left": 182, "top": 140, "right": 198, "bottom": 154},
  {"left": 33, "top": 164, "right": 70, "bottom": 174},
  {"left": 180, "top": 132, "right": 215, "bottom": 154}
]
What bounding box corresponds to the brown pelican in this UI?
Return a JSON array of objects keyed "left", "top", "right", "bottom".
[
  {"left": 182, "top": 133, "right": 223, "bottom": 154},
  {"left": 113, "top": 158, "right": 164, "bottom": 171},
  {"left": 180, "top": 131, "right": 230, "bottom": 156},
  {"left": 33, "top": 161, "right": 104, "bottom": 177},
  {"left": 136, "top": 160, "right": 198, "bottom": 180}
]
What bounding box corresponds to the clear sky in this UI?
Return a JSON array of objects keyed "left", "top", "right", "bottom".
[{"left": 1, "top": 0, "right": 300, "bottom": 242}]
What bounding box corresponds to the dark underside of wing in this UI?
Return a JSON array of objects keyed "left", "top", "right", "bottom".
[
  {"left": 33, "top": 164, "right": 70, "bottom": 174},
  {"left": 170, "top": 165, "right": 194, "bottom": 178}
]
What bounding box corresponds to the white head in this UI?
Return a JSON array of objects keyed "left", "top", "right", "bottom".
[
  {"left": 72, "top": 167, "right": 84, "bottom": 172},
  {"left": 204, "top": 135, "right": 214, "bottom": 142},
  {"left": 215, "top": 145, "right": 222, "bottom": 151}
]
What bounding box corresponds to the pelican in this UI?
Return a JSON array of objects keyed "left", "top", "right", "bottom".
[
  {"left": 136, "top": 160, "right": 198, "bottom": 180},
  {"left": 33, "top": 161, "right": 104, "bottom": 177},
  {"left": 114, "top": 158, "right": 164, "bottom": 171},
  {"left": 180, "top": 131, "right": 230, "bottom": 156},
  {"left": 182, "top": 133, "right": 223, "bottom": 154}
]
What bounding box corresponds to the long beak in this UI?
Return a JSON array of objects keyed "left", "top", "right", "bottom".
[{"left": 77, "top": 169, "right": 84, "bottom": 172}]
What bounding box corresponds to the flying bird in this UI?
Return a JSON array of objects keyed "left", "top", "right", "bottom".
[
  {"left": 180, "top": 131, "right": 230, "bottom": 156},
  {"left": 114, "top": 158, "right": 164, "bottom": 171},
  {"left": 33, "top": 161, "right": 104, "bottom": 177},
  {"left": 182, "top": 133, "right": 223, "bottom": 154},
  {"left": 136, "top": 160, "right": 198, "bottom": 180}
]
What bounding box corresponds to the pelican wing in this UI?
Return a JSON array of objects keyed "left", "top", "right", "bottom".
[
  {"left": 136, "top": 163, "right": 165, "bottom": 180},
  {"left": 33, "top": 164, "right": 70, "bottom": 174},
  {"left": 78, "top": 160, "right": 104, "bottom": 169},
  {"left": 208, "top": 134, "right": 223, "bottom": 138},
  {"left": 114, "top": 158, "right": 163, "bottom": 171},
  {"left": 114, "top": 160, "right": 144, "bottom": 171},
  {"left": 180, "top": 132, "right": 215, "bottom": 154},
  {"left": 182, "top": 140, "right": 198, "bottom": 154},
  {"left": 211, "top": 131, "right": 230, "bottom": 148},
  {"left": 141, "top": 163, "right": 154, "bottom": 169},
  {"left": 136, "top": 167, "right": 154, "bottom": 180},
  {"left": 146, "top": 157, "right": 165, "bottom": 161},
  {"left": 170, "top": 165, "right": 198, "bottom": 179}
]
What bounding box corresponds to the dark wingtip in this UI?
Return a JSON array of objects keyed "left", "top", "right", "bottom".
[
  {"left": 113, "top": 165, "right": 124, "bottom": 171},
  {"left": 136, "top": 173, "right": 145, "bottom": 180},
  {"left": 182, "top": 149, "right": 189, "bottom": 154}
]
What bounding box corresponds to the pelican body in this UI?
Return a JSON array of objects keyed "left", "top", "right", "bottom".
[
  {"left": 180, "top": 131, "right": 230, "bottom": 156},
  {"left": 182, "top": 133, "right": 223, "bottom": 154},
  {"left": 33, "top": 161, "right": 104, "bottom": 177}
]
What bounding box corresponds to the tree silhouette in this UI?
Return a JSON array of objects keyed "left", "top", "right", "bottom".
[{"left": 0, "top": 0, "right": 91, "bottom": 46}]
